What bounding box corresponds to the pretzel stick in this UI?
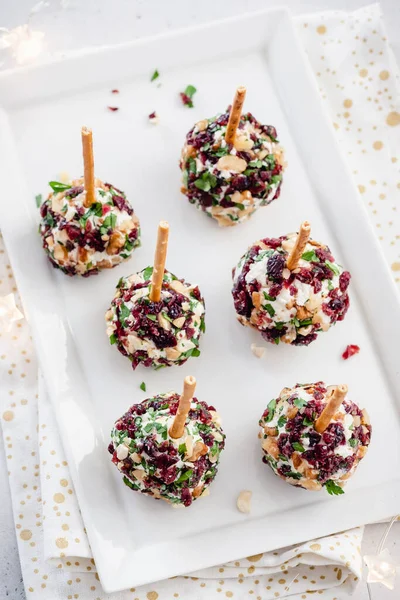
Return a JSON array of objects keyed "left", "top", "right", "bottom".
[
  {"left": 225, "top": 86, "right": 246, "bottom": 145},
  {"left": 169, "top": 376, "right": 196, "bottom": 439},
  {"left": 315, "top": 384, "right": 348, "bottom": 433},
  {"left": 286, "top": 221, "right": 311, "bottom": 270},
  {"left": 149, "top": 221, "right": 169, "bottom": 302},
  {"left": 81, "top": 126, "right": 96, "bottom": 207}
]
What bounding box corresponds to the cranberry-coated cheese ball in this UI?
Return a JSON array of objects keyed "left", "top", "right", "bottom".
[
  {"left": 39, "top": 178, "right": 140, "bottom": 276},
  {"left": 259, "top": 383, "right": 371, "bottom": 494},
  {"left": 232, "top": 224, "right": 351, "bottom": 346},
  {"left": 180, "top": 88, "right": 285, "bottom": 227},
  {"left": 105, "top": 268, "right": 205, "bottom": 370},
  {"left": 108, "top": 380, "right": 225, "bottom": 506}
]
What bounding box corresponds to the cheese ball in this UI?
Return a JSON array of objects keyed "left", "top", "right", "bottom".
[
  {"left": 259, "top": 383, "right": 371, "bottom": 494},
  {"left": 39, "top": 179, "right": 140, "bottom": 276},
  {"left": 108, "top": 392, "right": 225, "bottom": 506},
  {"left": 105, "top": 268, "right": 205, "bottom": 369},
  {"left": 180, "top": 111, "right": 285, "bottom": 227},
  {"left": 232, "top": 233, "right": 351, "bottom": 346}
]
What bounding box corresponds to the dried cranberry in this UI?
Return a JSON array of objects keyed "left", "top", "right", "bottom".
[
  {"left": 151, "top": 330, "right": 177, "bottom": 349},
  {"left": 181, "top": 487, "right": 192, "bottom": 507},
  {"left": 342, "top": 344, "right": 360, "bottom": 360},
  {"left": 339, "top": 271, "right": 351, "bottom": 292},
  {"left": 292, "top": 332, "right": 317, "bottom": 346},
  {"left": 65, "top": 186, "right": 84, "bottom": 199},
  {"left": 267, "top": 253, "right": 285, "bottom": 280}
]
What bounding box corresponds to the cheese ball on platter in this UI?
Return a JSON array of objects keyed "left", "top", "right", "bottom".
[
  {"left": 105, "top": 222, "right": 205, "bottom": 370},
  {"left": 39, "top": 178, "right": 140, "bottom": 276},
  {"left": 259, "top": 383, "right": 371, "bottom": 494},
  {"left": 232, "top": 221, "right": 351, "bottom": 346},
  {"left": 38, "top": 127, "right": 140, "bottom": 276},
  {"left": 108, "top": 377, "right": 225, "bottom": 506},
  {"left": 180, "top": 87, "right": 285, "bottom": 227}
]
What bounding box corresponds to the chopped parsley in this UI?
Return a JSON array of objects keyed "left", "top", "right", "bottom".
[
  {"left": 49, "top": 181, "right": 72, "bottom": 193},
  {"left": 265, "top": 399, "right": 276, "bottom": 423},
  {"left": 79, "top": 202, "right": 103, "bottom": 229},
  {"left": 100, "top": 212, "right": 117, "bottom": 235},
  {"left": 294, "top": 397, "right": 307, "bottom": 409},
  {"left": 139, "top": 382, "right": 146, "bottom": 392},
  {"left": 151, "top": 69, "right": 159, "bottom": 82},
  {"left": 292, "top": 442, "right": 306, "bottom": 453},
  {"left": 301, "top": 250, "right": 319, "bottom": 262},
  {"left": 325, "top": 260, "right": 341, "bottom": 276},
  {"left": 349, "top": 437, "right": 358, "bottom": 447},
  {"left": 194, "top": 171, "right": 217, "bottom": 192},
  {"left": 303, "top": 416, "right": 314, "bottom": 426},
  {"left": 263, "top": 292, "right": 275, "bottom": 302},
  {"left": 277, "top": 415, "right": 287, "bottom": 428},
  {"left": 264, "top": 303, "right": 275, "bottom": 317},
  {"left": 119, "top": 303, "right": 131, "bottom": 326},
  {"left": 287, "top": 472, "right": 302, "bottom": 480},
  {"left": 176, "top": 469, "right": 193, "bottom": 484},
  {"left": 35, "top": 193, "right": 42, "bottom": 207},
  {"left": 142, "top": 266, "right": 153, "bottom": 281},
  {"left": 325, "top": 479, "right": 345, "bottom": 496},
  {"left": 180, "top": 84, "right": 197, "bottom": 108},
  {"left": 109, "top": 333, "right": 117, "bottom": 345}
]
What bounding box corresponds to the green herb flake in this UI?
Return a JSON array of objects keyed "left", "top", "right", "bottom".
[
  {"left": 151, "top": 69, "right": 160, "bottom": 82},
  {"left": 176, "top": 469, "right": 193, "bottom": 484},
  {"left": 178, "top": 443, "right": 187, "bottom": 456},
  {"left": 142, "top": 266, "right": 153, "bottom": 281},
  {"left": 292, "top": 442, "right": 306, "bottom": 453},
  {"left": 325, "top": 260, "right": 341, "bottom": 276},
  {"left": 294, "top": 397, "right": 307, "bottom": 409},
  {"left": 147, "top": 314, "right": 157, "bottom": 322},
  {"left": 49, "top": 181, "right": 72, "bottom": 193},
  {"left": 287, "top": 472, "right": 302, "bottom": 480},
  {"left": 263, "top": 292, "right": 275, "bottom": 301},
  {"left": 119, "top": 303, "right": 131, "bottom": 326},
  {"left": 264, "top": 303, "right": 275, "bottom": 317},
  {"left": 182, "top": 84, "right": 197, "bottom": 108},
  {"left": 277, "top": 415, "right": 287, "bottom": 428},
  {"left": 139, "top": 382, "right": 146, "bottom": 392},
  {"left": 35, "top": 193, "right": 42, "bottom": 207},
  {"left": 303, "top": 416, "right": 314, "bottom": 426},
  {"left": 325, "top": 479, "right": 345, "bottom": 496},
  {"left": 349, "top": 437, "right": 358, "bottom": 447},
  {"left": 194, "top": 171, "right": 217, "bottom": 192},
  {"left": 278, "top": 453, "right": 287, "bottom": 462},
  {"left": 265, "top": 399, "right": 276, "bottom": 423},
  {"left": 301, "top": 250, "right": 319, "bottom": 262},
  {"left": 109, "top": 333, "right": 117, "bottom": 345}
]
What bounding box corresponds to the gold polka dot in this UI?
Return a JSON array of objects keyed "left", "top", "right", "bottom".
[
  {"left": 56, "top": 537, "right": 68, "bottom": 549},
  {"left": 358, "top": 185, "right": 365, "bottom": 194},
  {"left": 391, "top": 262, "right": 400, "bottom": 272},
  {"left": 380, "top": 70, "right": 390, "bottom": 80},
  {"left": 60, "top": 479, "right": 68, "bottom": 487},
  {"left": 310, "top": 543, "right": 322, "bottom": 551},
  {"left": 359, "top": 68, "right": 368, "bottom": 77},
  {"left": 54, "top": 493, "right": 65, "bottom": 504},
  {"left": 317, "top": 25, "right": 326, "bottom": 35},
  {"left": 386, "top": 112, "right": 400, "bottom": 127},
  {"left": 373, "top": 141, "right": 383, "bottom": 150},
  {"left": 278, "top": 579, "right": 286, "bottom": 584},
  {"left": 337, "top": 568, "right": 342, "bottom": 580},
  {"left": 343, "top": 99, "right": 353, "bottom": 108},
  {"left": 247, "top": 553, "right": 263, "bottom": 563},
  {"left": 62, "top": 524, "right": 69, "bottom": 531},
  {"left": 247, "top": 566, "right": 255, "bottom": 574},
  {"left": 20, "top": 529, "right": 32, "bottom": 541},
  {"left": 3, "top": 410, "right": 14, "bottom": 421},
  {"left": 146, "top": 593, "right": 158, "bottom": 600}
]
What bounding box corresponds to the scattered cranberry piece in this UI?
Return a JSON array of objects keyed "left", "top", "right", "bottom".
[
  {"left": 111, "top": 89, "right": 119, "bottom": 94},
  {"left": 107, "top": 106, "right": 119, "bottom": 112},
  {"left": 342, "top": 344, "right": 360, "bottom": 360}
]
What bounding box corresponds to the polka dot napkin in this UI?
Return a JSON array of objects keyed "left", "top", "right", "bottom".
[{"left": 1, "top": 3, "right": 399, "bottom": 599}]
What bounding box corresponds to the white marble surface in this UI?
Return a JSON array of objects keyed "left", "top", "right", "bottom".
[{"left": 1, "top": 0, "right": 400, "bottom": 598}]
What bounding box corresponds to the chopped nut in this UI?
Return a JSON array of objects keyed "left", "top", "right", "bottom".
[
  {"left": 264, "top": 426, "right": 278, "bottom": 437},
  {"left": 193, "top": 484, "right": 204, "bottom": 498},
  {"left": 132, "top": 469, "right": 145, "bottom": 481},
  {"left": 234, "top": 134, "right": 254, "bottom": 151},
  {"left": 296, "top": 305, "right": 312, "bottom": 320},
  {"left": 187, "top": 441, "right": 208, "bottom": 462},
  {"left": 106, "top": 230, "right": 125, "bottom": 255},
  {"left": 172, "top": 316, "right": 185, "bottom": 328},
  {"left": 361, "top": 409, "right": 370, "bottom": 425},
  {"left": 262, "top": 436, "right": 279, "bottom": 459},
  {"left": 252, "top": 292, "right": 261, "bottom": 310},
  {"left": 236, "top": 490, "right": 252, "bottom": 514},
  {"left": 216, "top": 154, "right": 247, "bottom": 173},
  {"left": 300, "top": 479, "right": 322, "bottom": 491},
  {"left": 287, "top": 406, "right": 298, "bottom": 420},
  {"left": 196, "top": 119, "right": 208, "bottom": 131},
  {"left": 251, "top": 343, "right": 265, "bottom": 359}
]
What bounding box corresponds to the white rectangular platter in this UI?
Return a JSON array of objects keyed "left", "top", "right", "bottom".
[{"left": 1, "top": 7, "right": 400, "bottom": 594}]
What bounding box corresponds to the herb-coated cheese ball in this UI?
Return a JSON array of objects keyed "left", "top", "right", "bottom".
[
  {"left": 232, "top": 231, "right": 351, "bottom": 346},
  {"left": 39, "top": 179, "right": 140, "bottom": 276},
  {"left": 259, "top": 383, "right": 371, "bottom": 494},
  {"left": 108, "top": 392, "right": 225, "bottom": 506},
  {"left": 105, "top": 268, "right": 205, "bottom": 370},
  {"left": 180, "top": 111, "right": 285, "bottom": 227}
]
